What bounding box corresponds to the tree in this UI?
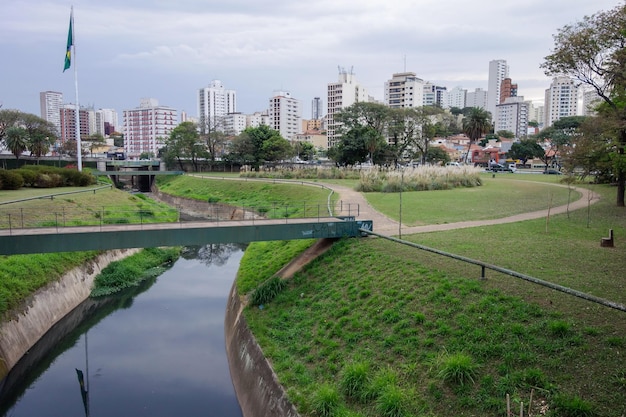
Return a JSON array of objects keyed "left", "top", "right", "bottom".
[
  {"left": 424, "top": 146, "right": 450, "bottom": 165},
  {"left": 462, "top": 107, "right": 492, "bottom": 163},
  {"left": 4, "top": 126, "right": 28, "bottom": 163},
  {"left": 200, "top": 115, "right": 228, "bottom": 166},
  {"left": 334, "top": 102, "right": 389, "bottom": 136},
  {"left": 541, "top": 2, "right": 626, "bottom": 206},
  {"left": 508, "top": 139, "right": 545, "bottom": 166},
  {"left": 327, "top": 126, "right": 383, "bottom": 166},
  {"left": 230, "top": 125, "right": 291, "bottom": 169},
  {"left": 85, "top": 133, "right": 106, "bottom": 157},
  {"left": 164, "top": 122, "right": 205, "bottom": 172},
  {"left": 293, "top": 141, "right": 315, "bottom": 161}
]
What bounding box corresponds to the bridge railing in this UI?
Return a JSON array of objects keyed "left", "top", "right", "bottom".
[{"left": 0, "top": 200, "right": 360, "bottom": 231}]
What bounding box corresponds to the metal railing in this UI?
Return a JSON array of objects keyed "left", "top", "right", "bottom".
[
  {"left": 363, "top": 229, "right": 626, "bottom": 314},
  {"left": 0, "top": 201, "right": 360, "bottom": 234}
]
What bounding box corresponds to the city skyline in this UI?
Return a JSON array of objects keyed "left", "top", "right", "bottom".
[{"left": 2, "top": 0, "right": 621, "bottom": 121}]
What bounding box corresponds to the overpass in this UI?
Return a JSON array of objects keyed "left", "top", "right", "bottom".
[{"left": 0, "top": 217, "right": 373, "bottom": 255}]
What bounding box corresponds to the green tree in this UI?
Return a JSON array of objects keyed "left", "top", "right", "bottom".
[
  {"left": 4, "top": 126, "right": 28, "bottom": 164},
  {"left": 164, "top": 121, "right": 204, "bottom": 172},
  {"left": 424, "top": 146, "right": 450, "bottom": 165},
  {"left": 462, "top": 107, "right": 492, "bottom": 163},
  {"left": 293, "top": 141, "right": 315, "bottom": 161},
  {"left": 508, "top": 139, "right": 545, "bottom": 166},
  {"left": 541, "top": 2, "right": 626, "bottom": 206},
  {"left": 327, "top": 126, "right": 382, "bottom": 166},
  {"left": 230, "top": 125, "right": 291, "bottom": 169}
]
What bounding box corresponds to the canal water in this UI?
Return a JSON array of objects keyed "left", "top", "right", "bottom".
[{"left": 0, "top": 244, "right": 245, "bottom": 417}]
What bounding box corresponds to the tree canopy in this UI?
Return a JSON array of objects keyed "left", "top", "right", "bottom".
[{"left": 542, "top": 2, "right": 626, "bottom": 206}]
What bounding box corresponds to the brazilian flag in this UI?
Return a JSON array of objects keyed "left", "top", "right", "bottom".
[{"left": 63, "top": 10, "right": 73, "bottom": 72}]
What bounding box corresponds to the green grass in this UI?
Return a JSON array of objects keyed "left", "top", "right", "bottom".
[
  {"left": 365, "top": 175, "right": 579, "bottom": 225},
  {"left": 238, "top": 176, "right": 625, "bottom": 416}
]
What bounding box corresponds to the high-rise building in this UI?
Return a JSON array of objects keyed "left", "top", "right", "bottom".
[
  {"left": 495, "top": 96, "right": 529, "bottom": 139},
  {"left": 312, "top": 97, "right": 323, "bottom": 120},
  {"left": 582, "top": 89, "right": 602, "bottom": 116},
  {"left": 423, "top": 82, "right": 447, "bottom": 107},
  {"left": 269, "top": 91, "right": 302, "bottom": 140},
  {"left": 446, "top": 87, "right": 467, "bottom": 109},
  {"left": 487, "top": 59, "right": 509, "bottom": 118},
  {"left": 197, "top": 80, "right": 236, "bottom": 134},
  {"left": 39, "top": 91, "right": 63, "bottom": 135},
  {"left": 223, "top": 113, "right": 248, "bottom": 136},
  {"left": 544, "top": 76, "right": 579, "bottom": 127},
  {"left": 247, "top": 111, "right": 270, "bottom": 128},
  {"left": 123, "top": 98, "right": 177, "bottom": 157},
  {"left": 384, "top": 72, "right": 424, "bottom": 108},
  {"left": 59, "top": 104, "right": 90, "bottom": 144},
  {"left": 326, "top": 67, "right": 369, "bottom": 147},
  {"left": 466, "top": 88, "right": 488, "bottom": 110},
  {"left": 500, "top": 78, "right": 518, "bottom": 104}
]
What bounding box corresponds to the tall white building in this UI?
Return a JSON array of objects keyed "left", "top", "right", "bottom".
[
  {"left": 384, "top": 72, "right": 424, "bottom": 108},
  {"left": 487, "top": 59, "right": 509, "bottom": 118},
  {"left": 446, "top": 86, "right": 466, "bottom": 109},
  {"left": 582, "top": 89, "right": 602, "bottom": 116},
  {"left": 197, "top": 80, "right": 236, "bottom": 133},
  {"left": 39, "top": 91, "right": 63, "bottom": 135},
  {"left": 223, "top": 113, "right": 248, "bottom": 136},
  {"left": 326, "top": 67, "right": 369, "bottom": 147},
  {"left": 269, "top": 91, "right": 302, "bottom": 140},
  {"left": 466, "top": 88, "right": 488, "bottom": 110},
  {"left": 123, "top": 98, "right": 177, "bottom": 157},
  {"left": 423, "top": 82, "right": 447, "bottom": 107},
  {"left": 495, "top": 96, "right": 529, "bottom": 139},
  {"left": 247, "top": 111, "right": 270, "bottom": 128},
  {"left": 544, "top": 76, "right": 579, "bottom": 127}
]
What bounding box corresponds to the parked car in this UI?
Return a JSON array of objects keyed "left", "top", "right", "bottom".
[
  {"left": 486, "top": 163, "right": 513, "bottom": 172},
  {"left": 446, "top": 162, "right": 461, "bottom": 167},
  {"left": 543, "top": 169, "right": 562, "bottom": 175}
]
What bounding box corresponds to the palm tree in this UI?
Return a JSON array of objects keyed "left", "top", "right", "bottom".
[
  {"left": 462, "top": 107, "right": 492, "bottom": 163},
  {"left": 5, "top": 126, "right": 28, "bottom": 165}
]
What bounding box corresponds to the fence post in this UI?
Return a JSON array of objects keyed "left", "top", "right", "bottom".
[
  {"left": 8, "top": 213, "right": 12, "bottom": 235},
  {"left": 20, "top": 208, "right": 24, "bottom": 228},
  {"left": 481, "top": 265, "right": 486, "bottom": 280}
]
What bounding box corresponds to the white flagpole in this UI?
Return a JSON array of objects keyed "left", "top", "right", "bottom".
[{"left": 71, "top": 6, "right": 82, "bottom": 171}]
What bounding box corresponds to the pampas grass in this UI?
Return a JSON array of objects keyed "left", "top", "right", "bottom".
[{"left": 356, "top": 166, "right": 482, "bottom": 193}]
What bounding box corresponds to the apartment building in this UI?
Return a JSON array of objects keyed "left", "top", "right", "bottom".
[
  {"left": 269, "top": 91, "right": 302, "bottom": 140},
  {"left": 487, "top": 59, "right": 509, "bottom": 117},
  {"left": 198, "top": 80, "right": 236, "bottom": 134},
  {"left": 123, "top": 98, "right": 177, "bottom": 157},
  {"left": 544, "top": 76, "right": 579, "bottom": 127},
  {"left": 39, "top": 91, "right": 63, "bottom": 136},
  {"left": 384, "top": 72, "right": 424, "bottom": 108},
  {"left": 326, "top": 67, "right": 369, "bottom": 147}
]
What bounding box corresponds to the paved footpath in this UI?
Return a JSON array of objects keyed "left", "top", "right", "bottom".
[{"left": 323, "top": 181, "right": 600, "bottom": 236}]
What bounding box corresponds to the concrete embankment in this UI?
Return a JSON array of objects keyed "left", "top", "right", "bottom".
[{"left": 0, "top": 249, "right": 140, "bottom": 379}]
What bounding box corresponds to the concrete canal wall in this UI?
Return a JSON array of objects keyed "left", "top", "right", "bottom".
[{"left": 0, "top": 249, "right": 140, "bottom": 378}]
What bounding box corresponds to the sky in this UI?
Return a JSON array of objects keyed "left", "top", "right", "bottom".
[{"left": 1, "top": 0, "right": 623, "bottom": 123}]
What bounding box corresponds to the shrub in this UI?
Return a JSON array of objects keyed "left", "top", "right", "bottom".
[
  {"left": 0, "top": 169, "right": 24, "bottom": 190},
  {"left": 34, "top": 173, "right": 63, "bottom": 188},
  {"left": 12, "top": 168, "right": 37, "bottom": 186}
]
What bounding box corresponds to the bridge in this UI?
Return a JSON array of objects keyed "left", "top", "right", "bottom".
[{"left": 0, "top": 204, "right": 373, "bottom": 255}]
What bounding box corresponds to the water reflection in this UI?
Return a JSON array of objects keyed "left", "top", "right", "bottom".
[{"left": 0, "top": 244, "right": 245, "bottom": 417}]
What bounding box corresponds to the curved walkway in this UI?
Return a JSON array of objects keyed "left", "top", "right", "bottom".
[{"left": 324, "top": 181, "right": 601, "bottom": 236}]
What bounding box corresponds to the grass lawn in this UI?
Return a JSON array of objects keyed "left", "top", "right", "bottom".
[{"left": 238, "top": 175, "right": 626, "bottom": 417}]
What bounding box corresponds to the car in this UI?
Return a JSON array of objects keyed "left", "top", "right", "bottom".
[
  {"left": 543, "top": 169, "right": 562, "bottom": 175},
  {"left": 446, "top": 162, "right": 461, "bottom": 167},
  {"left": 487, "top": 163, "right": 513, "bottom": 173}
]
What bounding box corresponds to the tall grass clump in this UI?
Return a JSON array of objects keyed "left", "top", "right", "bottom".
[
  {"left": 375, "top": 385, "right": 407, "bottom": 417},
  {"left": 311, "top": 383, "right": 341, "bottom": 417},
  {"left": 551, "top": 394, "right": 596, "bottom": 417},
  {"left": 340, "top": 361, "right": 371, "bottom": 402},
  {"left": 249, "top": 276, "right": 287, "bottom": 306},
  {"left": 355, "top": 166, "right": 481, "bottom": 193},
  {"left": 434, "top": 351, "right": 479, "bottom": 386}
]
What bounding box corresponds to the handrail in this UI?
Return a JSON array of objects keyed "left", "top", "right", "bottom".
[
  {"left": 0, "top": 184, "right": 113, "bottom": 206},
  {"left": 362, "top": 229, "right": 626, "bottom": 314}
]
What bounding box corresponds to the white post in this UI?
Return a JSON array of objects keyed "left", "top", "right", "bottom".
[{"left": 71, "top": 7, "right": 82, "bottom": 171}]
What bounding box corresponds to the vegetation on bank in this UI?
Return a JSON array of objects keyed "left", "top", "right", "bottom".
[
  {"left": 0, "top": 165, "right": 95, "bottom": 190},
  {"left": 238, "top": 179, "right": 625, "bottom": 417},
  {"left": 0, "top": 186, "right": 181, "bottom": 316},
  {"left": 91, "top": 247, "right": 180, "bottom": 297}
]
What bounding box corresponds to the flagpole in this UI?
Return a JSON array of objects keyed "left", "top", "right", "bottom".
[{"left": 71, "top": 6, "right": 82, "bottom": 172}]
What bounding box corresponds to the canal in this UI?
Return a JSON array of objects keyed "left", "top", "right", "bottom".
[{"left": 0, "top": 244, "right": 245, "bottom": 417}]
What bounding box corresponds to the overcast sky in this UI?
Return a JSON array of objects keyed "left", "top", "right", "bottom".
[{"left": 1, "top": 0, "right": 622, "bottom": 122}]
